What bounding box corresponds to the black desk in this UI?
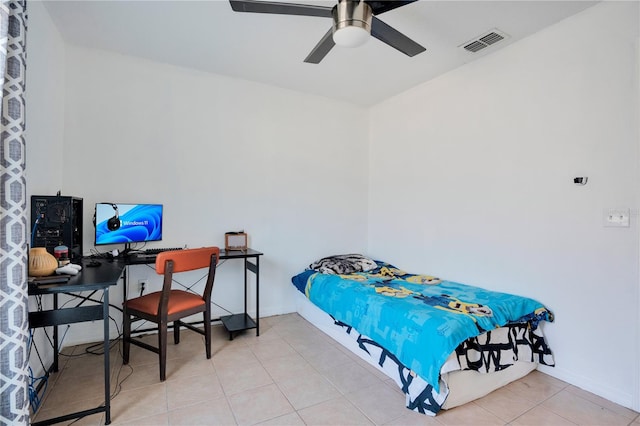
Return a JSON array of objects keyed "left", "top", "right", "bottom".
[
  {"left": 28, "top": 258, "right": 125, "bottom": 426},
  {"left": 126, "top": 248, "right": 263, "bottom": 339}
]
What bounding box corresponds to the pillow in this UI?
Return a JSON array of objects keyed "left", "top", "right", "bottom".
[{"left": 308, "top": 254, "right": 378, "bottom": 275}]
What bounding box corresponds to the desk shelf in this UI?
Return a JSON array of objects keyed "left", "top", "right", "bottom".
[{"left": 220, "top": 313, "right": 256, "bottom": 340}]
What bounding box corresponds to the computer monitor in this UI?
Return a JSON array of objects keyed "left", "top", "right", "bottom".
[{"left": 95, "top": 203, "right": 163, "bottom": 247}]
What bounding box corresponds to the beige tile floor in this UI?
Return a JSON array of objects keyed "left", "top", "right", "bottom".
[{"left": 31, "top": 313, "right": 639, "bottom": 426}]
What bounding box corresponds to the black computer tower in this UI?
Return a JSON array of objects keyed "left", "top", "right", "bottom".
[{"left": 31, "top": 195, "right": 83, "bottom": 260}]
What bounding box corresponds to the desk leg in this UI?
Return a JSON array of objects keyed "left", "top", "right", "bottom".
[
  {"left": 256, "top": 256, "right": 260, "bottom": 336},
  {"left": 243, "top": 259, "right": 248, "bottom": 320},
  {"left": 244, "top": 257, "right": 260, "bottom": 337},
  {"left": 123, "top": 265, "right": 129, "bottom": 302},
  {"left": 53, "top": 294, "right": 59, "bottom": 372},
  {"left": 103, "top": 288, "right": 111, "bottom": 425}
]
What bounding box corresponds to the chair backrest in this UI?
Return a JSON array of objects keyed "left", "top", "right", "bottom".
[
  {"left": 154, "top": 247, "right": 220, "bottom": 314},
  {"left": 155, "top": 247, "right": 220, "bottom": 275}
]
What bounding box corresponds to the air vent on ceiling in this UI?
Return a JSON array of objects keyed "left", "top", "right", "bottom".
[{"left": 460, "top": 29, "right": 509, "bottom": 53}]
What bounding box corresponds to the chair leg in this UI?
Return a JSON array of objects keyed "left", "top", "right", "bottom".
[
  {"left": 123, "top": 309, "right": 131, "bottom": 365},
  {"left": 204, "top": 310, "right": 211, "bottom": 359},
  {"left": 159, "top": 321, "right": 167, "bottom": 381},
  {"left": 174, "top": 320, "right": 180, "bottom": 344}
]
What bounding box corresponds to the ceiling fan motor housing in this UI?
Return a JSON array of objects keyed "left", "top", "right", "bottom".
[{"left": 332, "top": 0, "right": 373, "bottom": 47}]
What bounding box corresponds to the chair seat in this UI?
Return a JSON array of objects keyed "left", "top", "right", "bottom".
[{"left": 125, "top": 290, "right": 205, "bottom": 316}]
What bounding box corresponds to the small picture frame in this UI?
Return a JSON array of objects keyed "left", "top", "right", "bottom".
[{"left": 225, "top": 232, "right": 247, "bottom": 251}]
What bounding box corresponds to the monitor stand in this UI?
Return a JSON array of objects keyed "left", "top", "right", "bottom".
[{"left": 121, "top": 243, "right": 133, "bottom": 257}]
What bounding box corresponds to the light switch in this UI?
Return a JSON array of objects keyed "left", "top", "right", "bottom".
[{"left": 603, "top": 208, "right": 630, "bottom": 227}]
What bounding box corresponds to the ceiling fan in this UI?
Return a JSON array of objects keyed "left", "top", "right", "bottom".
[{"left": 229, "top": 0, "right": 426, "bottom": 64}]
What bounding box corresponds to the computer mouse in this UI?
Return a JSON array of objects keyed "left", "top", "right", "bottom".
[{"left": 56, "top": 265, "right": 79, "bottom": 275}]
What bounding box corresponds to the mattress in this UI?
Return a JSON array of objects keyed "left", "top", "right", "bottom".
[{"left": 295, "top": 290, "right": 539, "bottom": 413}]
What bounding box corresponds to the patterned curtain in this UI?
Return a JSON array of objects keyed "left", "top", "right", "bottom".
[{"left": 0, "top": 1, "right": 28, "bottom": 424}]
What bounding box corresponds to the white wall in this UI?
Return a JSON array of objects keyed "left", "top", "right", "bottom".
[
  {"left": 369, "top": 1, "right": 639, "bottom": 410},
  {"left": 43, "top": 45, "right": 368, "bottom": 344},
  {"left": 26, "top": 1, "right": 65, "bottom": 194},
  {"left": 25, "top": 0, "right": 67, "bottom": 378}
]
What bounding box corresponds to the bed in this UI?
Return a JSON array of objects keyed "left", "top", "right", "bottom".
[{"left": 291, "top": 254, "right": 554, "bottom": 416}]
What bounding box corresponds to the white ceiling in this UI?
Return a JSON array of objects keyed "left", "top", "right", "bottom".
[{"left": 42, "top": 0, "right": 597, "bottom": 106}]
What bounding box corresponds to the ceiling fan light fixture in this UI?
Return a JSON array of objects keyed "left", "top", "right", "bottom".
[
  {"left": 333, "top": 26, "right": 370, "bottom": 47},
  {"left": 332, "top": 0, "right": 372, "bottom": 48}
]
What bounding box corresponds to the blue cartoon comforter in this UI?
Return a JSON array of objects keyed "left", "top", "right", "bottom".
[{"left": 292, "top": 262, "right": 553, "bottom": 392}]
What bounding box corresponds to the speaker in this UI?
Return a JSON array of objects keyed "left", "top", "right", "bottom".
[{"left": 31, "top": 195, "right": 83, "bottom": 261}]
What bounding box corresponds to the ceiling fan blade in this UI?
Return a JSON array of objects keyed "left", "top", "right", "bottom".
[
  {"left": 366, "top": 1, "right": 417, "bottom": 16},
  {"left": 229, "top": 0, "right": 332, "bottom": 18},
  {"left": 304, "top": 28, "right": 335, "bottom": 64},
  {"left": 371, "top": 16, "right": 425, "bottom": 57}
]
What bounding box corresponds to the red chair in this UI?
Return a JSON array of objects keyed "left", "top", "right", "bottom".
[{"left": 122, "top": 247, "right": 220, "bottom": 381}]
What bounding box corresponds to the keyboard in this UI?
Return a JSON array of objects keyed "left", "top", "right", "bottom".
[
  {"left": 127, "top": 252, "right": 155, "bottom": 261},
  {"left": 143, "top": 247, "right": 184, "bottom": 254}
]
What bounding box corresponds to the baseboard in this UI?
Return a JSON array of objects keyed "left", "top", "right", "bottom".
[{"left": 537, "top": 364, "right": 635, "bottom": 411}]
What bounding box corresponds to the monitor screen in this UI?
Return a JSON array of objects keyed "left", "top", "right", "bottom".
[{"left": 95, "top": 203, "right": 163, "bottom": 246}]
